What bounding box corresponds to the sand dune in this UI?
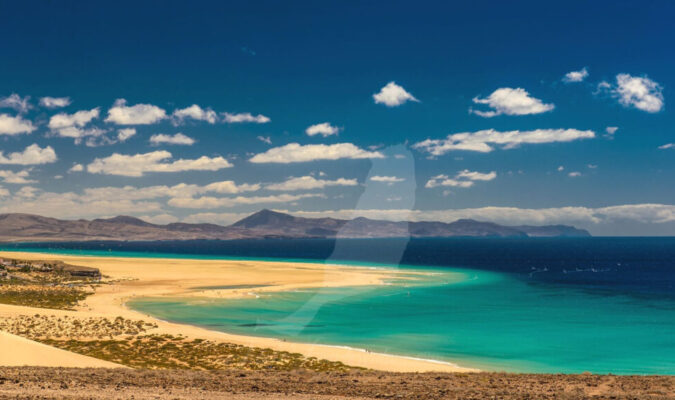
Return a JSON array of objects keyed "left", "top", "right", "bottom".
[{"left": 0, "top": 330, "right": 122, "bottom": 368}]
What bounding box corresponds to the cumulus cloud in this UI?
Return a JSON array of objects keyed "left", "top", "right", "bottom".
[
  {"left": 0, "top": 114, "right": 36, "bottom": 135},
  {"left": 222, "top": 112, "right": 270, "bottom": 123},
  {"left": 373, "top": 82, "right": 419, "bottom": 107},
  {"left": 117, "top": 128, "right": 136, "bottom": 142},
  {"left": 168, "top": 193, "right": 322, "bottom": 209},
  {"left": 47, "top": 107, "right": 111, "bottom": 144},
  {"left": 425, "top": 170, "right": 496, "bottom": 188},
  {"left": 370, "top": 176, "right": 405, "bottom": 183},
  {"left": 413, "top": 128, "right": 595, "bottom": 155},
  {"left": 471, "top": 88, "right": 554, "bottom": 117},
  {"left": 149, "top": 133, "right": 195, "bottom": 146},
  {"left": 0, "top": 94, "right": 31, "bottom": 113},
  {"left": 39, "top": 96, "right": 71, "bottom": 109},
  {"left": 563, "top": 67, "right": 589, "bottom": 83},
  {"left": 87, "top": 150, "right": 232, "bottom": 177},
  {"left": 267, "top": 176, "right": 358, "bottom": 191},
  {"left": 0, "top": 144, "right": 57, "bottom": 165},
  {"left": 172, "top": 104, "right": 217, "bottom": 124},
  {"left": 49, "top": 108, "right": 100, "bottom": 129},
  {"left": 250, "top": 143, "right": 385, "bottom": 163},
  {"left": 105, "top": 99, "right": 167, "bottom": 125},
  {"left": 69, "top": 163, "right": 84, "bottom": 173},
  {"left": 568, "top": 171, "right": 582, "bottom": 177},
  {"left": 305, "top": 122, "right": 340, "bottom": 137},
  {"left": 0, "top": 169, "right": 36, "bottom": 184},
  {"left": 658, "top": 143, "right": 674, "bottom": 150},
  {"left": 600, "top": 74, "right": 664, "bottom": 113}
]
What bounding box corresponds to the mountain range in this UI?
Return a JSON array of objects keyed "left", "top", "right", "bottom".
[{"left": 0, "top": 209, "right": 590, "bottom": 242}]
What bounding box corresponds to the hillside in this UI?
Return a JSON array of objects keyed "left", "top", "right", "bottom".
[{"left": 0, "top": 210, "right": 591, "bottom": 242}]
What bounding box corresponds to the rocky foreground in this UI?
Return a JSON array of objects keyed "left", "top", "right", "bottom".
[{"left": 0, "top": 368, "right": 673, "bottom": 400}]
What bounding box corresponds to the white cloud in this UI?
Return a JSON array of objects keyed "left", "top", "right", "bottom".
[
  {"left": 149, "top": 133, "right": 195, "bottom": 146},
  {"left": 172, "top": 104, "right": 217, "bottom": 124},
  {"left": 282, "top": 203, "right": 675, "bottom": 226},
  {"left": 257, "top": 136, "right": 272, "bottom": 144},
  {"left": 267, "top": 176, "right": 358, "bottom": 191},
  {"left": 373, "top": 82, "right": 419, "bottom": 107},
  {"left": 370, "top": 176, "right": 405, "bottom": 183},
  {"left": 563, "top": 67, "right": 589, "bottom": 83},
  {"left": 182, "top": 212, "right": 251, "bottom": 225},
  {"left": 425, "top": 170, "right": 496, "bottom": 189},
  {"left": 0, "top": 169, "right": 36, "bottom": 184},
  {"left": 69, "top": 163, "right": 84, "bottom": 173},
  {"left": 557, "top": 166, "right": 565, "bottom": 172},
  {"left": 87, "top": 150, "right": 232, "bottom": 177},
  {"left": 0, "top": 94, "right": 31, "bottom": 113},
  {"left": 413, "top": 128, "right": 595, "bottom": 155},
  {"left": 201, "top": 181, "right": 261, "bottom": 194},
  {"left": 49, "top": 108, "right": 100, "bottom": 130},
  {"left": 117, "top": 128, "right": 136, "bottom": 142},
  {"left": 0, "top": 144, "right": 57, "bottom": 165},
  {"left": 47, "top": 108, "right": 109, "bottom": 144},
  {"left": 250, "top": 142, "right": 385, "bottom": 163},
  {"left": 80, "top": 181, "right": 259, "bottom": 203},
  {"left": 604, "top": 126, "right": 618, "bottom": 139},
  {"left": 658, "top": 143, "right": 674, "bottom": 150},
  {"left": 39, "top": 96, "right": 72, "bottom": 109},
  {"left": 425, "top": 175, "right": 471, "bottom": 188},
  {"left": 104, "top": 99, "right": 167, "bottom": 125},
  {"left": 455, "top": 170, "right": 497, "bottom": 181},
  {"left": 15, "top": 186, "right": 39, "bottom": 198},
  {"left": 0, "top": 189, "right": 164, "bottom": 219},
  {"left": 168, "top": 193, "right": 322, "bottom": 209},
  {"left": 222, "top": 112, "right": 270, "bottom": 123},
  {"left": 605, "top": 74, "right": 664, "bottom": 113},
  {"left": 305, "top": 122, "right": 340, "bottom": 137},
  {"left": 471, "top": 88, "right": 554, "bottom": 117},
  {"left": 568, "top": 171, "right": 582, "bottom": 177},
  {"left": 0, "top": 114, "right": 36, "bottom": 135},
  {"left": 138, "top": 213, "right": 180, "bottom": 225}
]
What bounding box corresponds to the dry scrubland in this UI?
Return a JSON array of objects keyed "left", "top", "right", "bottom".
[{"left": 0, "top": 314, "right": 354, "bottom": 372}]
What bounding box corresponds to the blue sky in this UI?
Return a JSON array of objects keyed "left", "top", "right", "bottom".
[{"left": 0, "top": 0, "right": 673, "bottom": 235}]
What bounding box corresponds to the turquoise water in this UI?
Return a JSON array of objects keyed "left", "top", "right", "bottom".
[
  {"left": 4, "top": 239, "right": 674, "bottom": 374},
  {"left": 130, "top": 267, "right": 674, "bottom": 374}
]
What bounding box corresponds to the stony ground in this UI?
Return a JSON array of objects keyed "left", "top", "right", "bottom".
[{"left": 0, "top": 368, "right": 673, "bottom": 399}]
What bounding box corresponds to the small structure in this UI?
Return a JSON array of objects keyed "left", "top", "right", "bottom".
[{"left": 60, "top": 264, "right": 101, "bottom": 278}]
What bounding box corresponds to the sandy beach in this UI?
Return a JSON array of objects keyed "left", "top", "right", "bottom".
[{"left": 0, "top": 250, "right": 476, "bottom": 372}]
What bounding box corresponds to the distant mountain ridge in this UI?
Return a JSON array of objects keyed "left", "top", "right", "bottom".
[{"left": 0, "top": 209, "right": 590, "bottom": 242}]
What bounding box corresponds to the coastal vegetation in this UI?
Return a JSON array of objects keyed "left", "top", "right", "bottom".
[
  {"left": 0, "top": 314, "right": 357, "bottom": 372},
  {"left": 0, "top": 258, "right": 100, "bottom": 310}
]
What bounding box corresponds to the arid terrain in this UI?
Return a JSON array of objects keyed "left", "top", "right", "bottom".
[{"left": 0, "top": 368, "right": 673, "bottom": 400}]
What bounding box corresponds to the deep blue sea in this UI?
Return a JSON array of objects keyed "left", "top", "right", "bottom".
[{"left": 2, "top": 237, "right": 674, "bottom": 374}]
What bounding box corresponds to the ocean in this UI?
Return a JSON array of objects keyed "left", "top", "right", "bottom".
[{"left": 2, "top": 237, "right": 674, "bottom": 374}]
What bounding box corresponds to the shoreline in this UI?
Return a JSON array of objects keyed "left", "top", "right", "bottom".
[{"left": 0, "top": 250, "right": 478, "bottom": 373}]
